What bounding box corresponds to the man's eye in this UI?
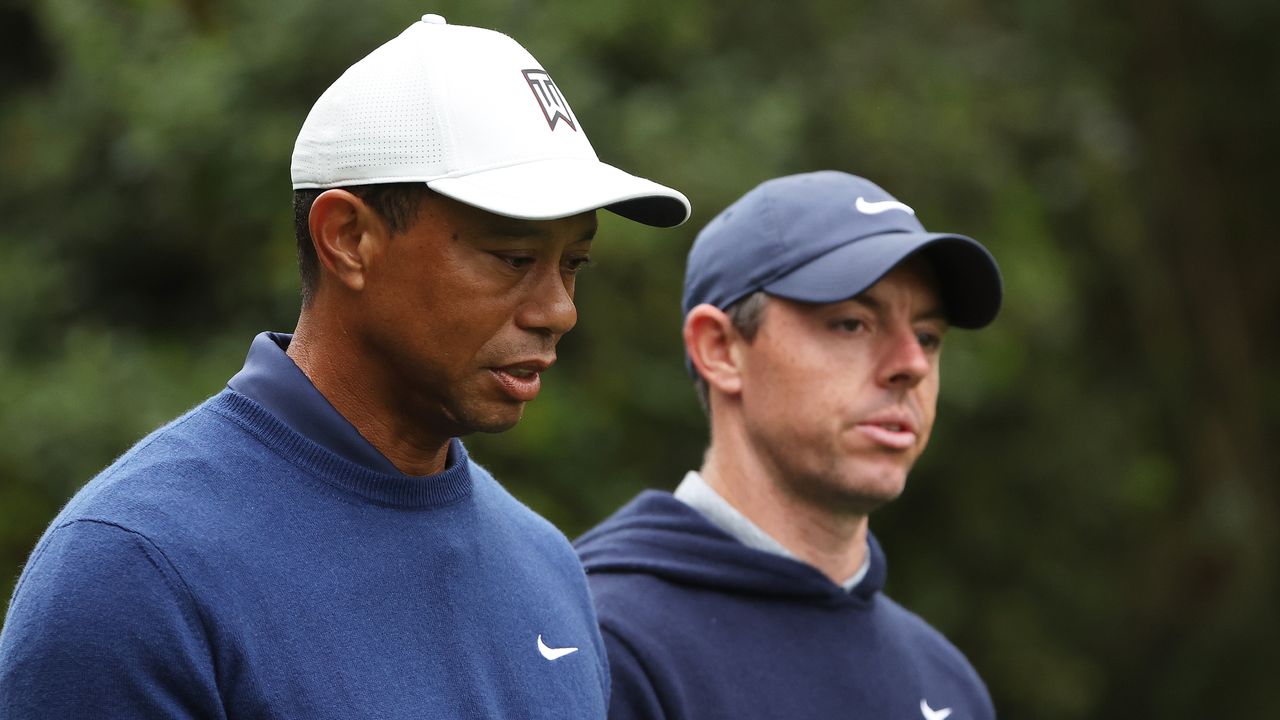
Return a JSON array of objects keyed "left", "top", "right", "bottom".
[
  {"left": 564, "top": 256, "right": 593, "bottom": 274},
  {"left": 832, "top": 319, "right": 865, "bottom": 332},
  {"left": 917, "top": 332, "right": 943, "bottom": 351},
  {"left": 497, "top": 254, "right": 536, "bottom": 269}
]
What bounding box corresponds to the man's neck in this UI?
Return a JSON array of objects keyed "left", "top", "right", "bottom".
[
  {"left": 288, "top": 311, "right": 452, "bottom": 476},
  {"left": 700, "top": 433, "right": 870, "bottom": 585}
]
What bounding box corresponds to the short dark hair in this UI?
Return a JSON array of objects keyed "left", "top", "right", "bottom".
[
  {"left": 692, "top": 291, "right": 770, "bottom": 414},
  {"left": 293, "top": 183, "right": 433, "bottom": 305}
]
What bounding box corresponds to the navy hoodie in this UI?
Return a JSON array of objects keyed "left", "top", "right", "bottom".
[{"left": 576, "top": 491, "right": 994, "bottom": 720}]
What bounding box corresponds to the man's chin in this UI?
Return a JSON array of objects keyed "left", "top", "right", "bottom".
[
  {"left": 816, "top": 468, "right": 909, "bottom": 516},
  {"left": 464, "top": 405, "right": 526, "bottom": 435}
]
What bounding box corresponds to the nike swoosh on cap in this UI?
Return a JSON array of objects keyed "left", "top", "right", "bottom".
[
  {"left": 920, "top": 699, "right": 953, "bottom": 720},
  {"left": 856, "top": 196, "right": 916, "bottom": 215}
]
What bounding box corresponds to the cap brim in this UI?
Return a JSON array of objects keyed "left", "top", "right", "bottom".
[
  {"left": 762, "top": 232, "right": 1003, "bottom": 328},
  {"left": 427, "top": 157, "right": 690, "bottom": 228}
]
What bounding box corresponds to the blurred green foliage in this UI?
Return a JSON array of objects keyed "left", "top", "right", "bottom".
[{"left": 2, "top": 0, "right": 1277, "bottom": 717}]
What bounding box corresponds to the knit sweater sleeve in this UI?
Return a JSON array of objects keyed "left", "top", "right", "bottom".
[
  {"left": 602, "top": 626, "right": 668, "bottom": 720},
  {"left": 0, "top": 520, "right": 223, "bottom": 719}
]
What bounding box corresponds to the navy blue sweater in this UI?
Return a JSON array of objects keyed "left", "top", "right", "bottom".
[
  {"left": 0, "top": 390, "right": 608, "bottom": 718},
  {"left": 576, "top": 491, "right": 993, "bottom": 720}
]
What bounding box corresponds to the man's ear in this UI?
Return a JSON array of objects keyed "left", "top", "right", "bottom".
[
  {"left": 684, "top": 304, "right": 745, "bottom": 397},
  {"left": 307, "top": 189, "right": 385, "bottom": 293}
]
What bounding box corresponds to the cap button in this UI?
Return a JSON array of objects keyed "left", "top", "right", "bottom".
[{"left": 420, "top": 14, "right": 447, "bottom": 24}]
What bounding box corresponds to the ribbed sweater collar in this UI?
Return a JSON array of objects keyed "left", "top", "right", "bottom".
[{"left": 210, "top": 390, "right": 473, "bottom": 510}]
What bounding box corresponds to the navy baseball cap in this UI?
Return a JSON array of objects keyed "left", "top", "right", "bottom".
[{"left": 682, "top": 170, "right": 1003, "bottom": 328}]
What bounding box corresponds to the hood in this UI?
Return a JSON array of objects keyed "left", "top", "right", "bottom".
[{"left": 575, "top": 491, "right": 887, "bottom": 606}]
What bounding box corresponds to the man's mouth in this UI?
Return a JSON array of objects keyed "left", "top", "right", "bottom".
[
  {"left": 854, "top": 413, "right": 918, "bottom": 450},
  {"left": 489, "top": 359, "right": 553, "bottom": 402}
]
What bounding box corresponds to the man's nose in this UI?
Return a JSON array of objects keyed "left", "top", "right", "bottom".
[
  {"left": 877, "top": 325, "right": 930, "bottom": 389},
  {"left": 516, "top": 265, "right": 577, "bottom": 338}
]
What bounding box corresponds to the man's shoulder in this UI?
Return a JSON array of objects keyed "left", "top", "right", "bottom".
[
  {"left": 6, "top": 394, "right": 242, "bottom": 690},
  {"left": 53, "top": 392, "right": 263, "bottom": 538},
  {"left": 577, "top": 488, "right": 804, "bottom": 622},
  {"left": 468, "top": 460, "right": 581, "bottom": 556},
  {"left": 872, "top": 590, "right": 987, "bottom": 679},
  {"left": 585, "top": 566, "right": 678, "bottom": 612}
]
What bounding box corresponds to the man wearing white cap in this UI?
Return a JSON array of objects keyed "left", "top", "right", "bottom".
[{"left": 0, "top": 15, "right": 688, "bottom": 719}]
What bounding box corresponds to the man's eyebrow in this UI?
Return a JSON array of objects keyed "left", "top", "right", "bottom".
[
  {"left": 487, "top": 223, "right": 545, "bottom": 239},
  {"left": 849, "top": 293, "right": 948, "bottom": 323},
  {"left": 850, "top": 294, "right": 882, "bottom": 312},
  {"left": 916, "top": 307, "right": 949, "bottom": 323},
  {"left": 485, "top": 223, "right": 597, "bottom": 243}
]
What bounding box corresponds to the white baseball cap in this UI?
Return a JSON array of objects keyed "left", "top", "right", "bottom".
[{"left": 291, "top": 14, "right": 691, "bottom": 227}]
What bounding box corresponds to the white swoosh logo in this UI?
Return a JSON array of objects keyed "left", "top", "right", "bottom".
[
  {"left": 920, "top": 699, "right": 953, "bottom": 720},
  {"left": 856, "top": 196, "right": 916, "bottom": 216},
  {"left": 537, "top": 634, "right": 579, "bottom": 661}
]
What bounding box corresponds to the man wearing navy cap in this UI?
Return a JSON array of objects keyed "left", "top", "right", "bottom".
[
  {"left": 0, "top": 15, "right": 688, "bottom": 719},
  {"left": 576, "top": 171, "right": 999, "bottom": 719}
]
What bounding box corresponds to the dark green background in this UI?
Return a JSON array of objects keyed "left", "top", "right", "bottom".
[{"left": 2, "top": 0, "right": 1276, "bottom": 716}]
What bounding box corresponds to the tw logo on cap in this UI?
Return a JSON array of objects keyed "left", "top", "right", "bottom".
[{"left": 523, "top": 69, "right": 577, "bottom": 132}]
